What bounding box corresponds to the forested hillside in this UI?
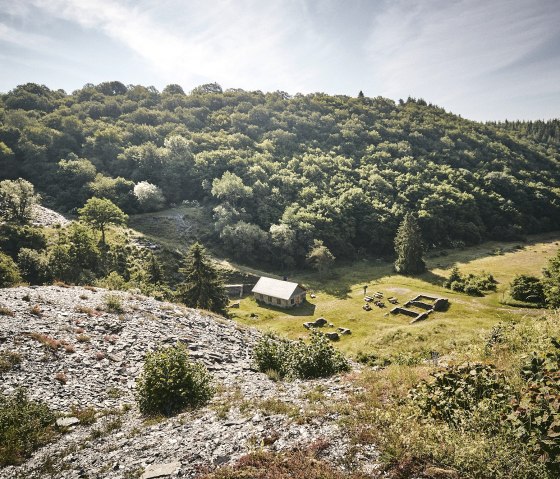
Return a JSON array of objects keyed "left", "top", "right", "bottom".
[{"left": 1, "top": 81, "right": 559, "bottom": 266}]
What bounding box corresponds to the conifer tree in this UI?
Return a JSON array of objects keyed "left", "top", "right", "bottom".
[
  {"left": 177, "top": 242, "right": 228, "bottom": 315},
  {"left": 394, "top": 213, "right": 426, "bottom": 274},
  {"left": 146, "top": 252, "right": 163, "bottom": 284}
]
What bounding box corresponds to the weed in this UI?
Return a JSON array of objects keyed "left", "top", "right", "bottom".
[
  {"left": 30, "top": 333, "right": 61, "bottom": 351},
  {"left": 198, "top": 449, "right": 369, "bottom": 479},
  {"left": 0, "top": 389, "right": 57, "bottom": 466},
  {"left": 255, "top": 398, "right": 299, "bottom": 417},
  {"left": 54, "top": 372, "right": 68, "bottom": 384},
  {"left": 0, "top": 306, "right": 15, "bottom": 316},
  {"left": 29, "top": 305, "right": 42, "bottom": 316},
  {"left": 75, "top": 305, "right": 97, "bottom": 316},
  {"left": 104, "top": 294, "right": 124, "bottom": 313},
  {"left": 107, "top": 387, "right": 124, "bottom": 399},
  {"left": 71, "top": 406, "right": 97, "bottom": 425},
  {"left": 76, "top": 334, "right": 91, "bottom": 343},
  {"left": 0, "top": 351, "right": 22, "bottom": 373}
]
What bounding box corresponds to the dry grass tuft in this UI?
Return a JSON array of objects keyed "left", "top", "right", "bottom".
[
  {"left": 0, "top": 306, "right": 15, "bottom": 317},
  {"left": 198, "top": 448, "right": 369, "bottom": 479},
  {"left": 76, "top": 334, "right": 91, "bottom": 343},
  {"left": 54, "top": 372, "right": 68, "bottom": 384},
  {"left": 30, "top": 333, "right": 61, "bottom": 351}
]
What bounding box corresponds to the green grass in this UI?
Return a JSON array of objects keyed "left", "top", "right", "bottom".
[{"left": 231, "top": 233, "right": 560, "bottom": 360}]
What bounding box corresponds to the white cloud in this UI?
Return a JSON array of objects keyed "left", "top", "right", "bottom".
[
  {"left": 364, "top": 0, "right": 560, "bottom": 118},
  {"left": 23, "top": 0, "right": 332, "bottom": 92}
]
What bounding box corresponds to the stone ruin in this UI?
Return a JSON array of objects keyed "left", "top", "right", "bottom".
[{"left": 390, "top": 294, "right": 449, "bottom": 324}]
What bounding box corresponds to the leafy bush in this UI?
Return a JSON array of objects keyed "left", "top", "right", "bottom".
[
  {"left": 253, "top": 334, "right": 294, "bottom": 378},
  {"left": 410, "top": 363, "right": 512, "bottom": 429},
  {"left": 136, "top": 344, "right": 214, "bottom": 416},
  {"left": 444, "top": 267, "right": 497, "bottom": 296},
  {"left": 542, "top": 251, "right": 560, "bottom": 308},
  {"left": 103, "top": 293, "right": 124, "bottom": 313},
  {"left": 254, "top": 332, "right": 350, "bottom": 380},
  {"left": 0, "top": 224, "right": 47, "bottom": 258},
  {"left": 17, "top": 247, "right": 52, "bottom": 285},
  {"left": 507, "top": 341, "right": 560, "bottom": 474},
  {"left": 510, "top": 274, "right": 545, "bottom": 304},
  {"left": 0, "top": 251, "right": 21, "bottom": 287},
  {"left": 0, "top": 389, "right": 56, "bottom": 466}
]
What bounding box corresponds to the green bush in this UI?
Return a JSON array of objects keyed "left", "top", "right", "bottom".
[
  {"left": 17, "top": 247, "right": 52, "bottom": 285},
  {"left": 444, "top": 268, "right": 497, "bottom": 296},
  {"left": 0, "top": 251, "right": 21, "bottom": 287},
  {"left": 510, "top": 274, "right": 545, "bottom": 304},
  {"left": 0, "top": 224, "right": 46, "bottom": 259},
  {"left": 507, "top": 341, "right": 560, "bottom": 474},
  {"left": 254, "top": 331, "right": 350, "bottom": 380},
  {"left": 410, "top": 363, "right": 512, "bottom": 429},
  {"left": 103, "top": 293, "right": 124, "bottom": 313},
  {"left": 136, "top": 344, "right": 214, "bottom": 416},
  {"left": 253, "top": 334, "right": 294, "bottom": 378},
  {"left": 0, "top": 389, "right": 56, "bottom": 466}
]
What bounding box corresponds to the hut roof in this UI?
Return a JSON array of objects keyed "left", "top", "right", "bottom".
[{"left": 251, "top": 277, "right": 305, "bottom": 300}]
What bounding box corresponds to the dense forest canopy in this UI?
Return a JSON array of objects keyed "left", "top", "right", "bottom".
[{"left": 1, "top": 81, "right": 559, "bottom": 266}]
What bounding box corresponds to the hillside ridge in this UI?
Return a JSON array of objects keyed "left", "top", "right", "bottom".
[{"left": 0, "top": 285, "right": 371, "bottom": 479}]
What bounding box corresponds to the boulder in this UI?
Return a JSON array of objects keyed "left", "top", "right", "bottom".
[
  {"left": 313, "top": 317, "right": 328, "bottom": 327},
  {"left": 140, "top": 462, "right": 181, "bottom": 479},
  {"left": 325, "top": 332, "right": 340, "bottom": 341}
]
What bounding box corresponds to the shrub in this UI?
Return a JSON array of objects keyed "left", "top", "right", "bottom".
[
  {"left": 0, "top": 389, "right": 56, "bottom": 466},
  {"left": 136, "top": 344, "right": 214, "bottom": 416},
  {"left": 17, "top": 248, "right": 52, "bottom": 285},
  {"left": 96, "top": 271, "right": 128, "bottom": 291},
  {"left": 0, "top": 252, "right": 21, "bottom": 287},
  {"left": 410, "top": 363, "right": 512, "bottom": 429},
  {"left": 253, "top": 332, "right": 350, "bottom": 380},
  {"left": 290, "top": 332, "right": 351, "bottom": 379},
  {"left": 507, "top": 342, "right": 560, "bottom": 474},
  {"left": 253, "top": 334, "right": 294, "bottom": 379},
  {"left": 510, "top": 275, "right": 545, "bottom": 304},
  {"left": 104, "top": 293, "right": 124, "bottom": 313},
  {"left": 444, "top": 268, "right": 497, "bottom": 296},
  {"left": 0, "top": 224, "right": 46, "bottom": 258}
]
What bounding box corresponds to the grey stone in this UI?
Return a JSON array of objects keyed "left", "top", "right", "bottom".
[
  {"left": 56, "top": 417, "right": 80, "bottom": 427},
  {"left": 140, "top": 461, "right": 181, "bottom": 479}
]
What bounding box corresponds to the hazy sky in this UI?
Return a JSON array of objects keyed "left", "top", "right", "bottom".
[{"left": 1, "top": 0, "right": 559, "bottom": 121}]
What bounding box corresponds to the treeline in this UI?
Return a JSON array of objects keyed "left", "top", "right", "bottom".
[{"left": 1, "top": 81, "right": 559, "bottom": 266}]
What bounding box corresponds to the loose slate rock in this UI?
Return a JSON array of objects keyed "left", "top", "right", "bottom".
[
  {"left": 56, "top": 417, "right": 80, "bottom": 427},
  {"left": 140, "top": 461, "right": 181, "bottom": 479}
]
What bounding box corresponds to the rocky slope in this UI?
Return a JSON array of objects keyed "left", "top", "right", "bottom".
[{"left": 0, "top": 286, "right": 377, "bottom": 479}]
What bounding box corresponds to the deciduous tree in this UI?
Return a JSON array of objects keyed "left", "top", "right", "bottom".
[{"left": 78, "top": 197, "right": 128, "bottom": 245}]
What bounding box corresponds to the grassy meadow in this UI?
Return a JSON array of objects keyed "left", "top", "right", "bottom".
[{"left": 230, "top": 232, "right": 560, "bottom": 361}]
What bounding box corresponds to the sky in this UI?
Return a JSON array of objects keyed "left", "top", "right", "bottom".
[{"left": 0, "top": 0, "right": 559, "bottom": 121}]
